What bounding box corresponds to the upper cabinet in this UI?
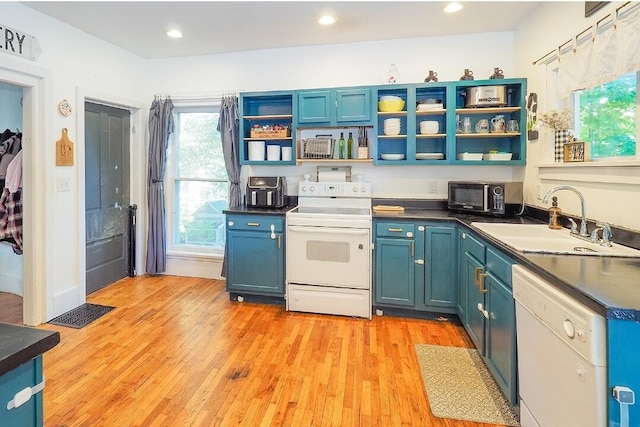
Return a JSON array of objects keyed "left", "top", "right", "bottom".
[
  {"left": 373, "top": 78, "right": 526, "bottom": 165},
  {"left": 297, "top": 88, "right": 372, "bottom": 126},
  {"left": 239, "top": 78, "right": 526, "bottom": 166},
  {"left": 239, "top": 91, "right": 296, "bottom": 166},
  {"left": 452, "top": 79, "right": 526, "bottom": 166}
]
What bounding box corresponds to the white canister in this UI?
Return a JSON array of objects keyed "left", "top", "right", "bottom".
[
  {"left": 281, "top": 146, "right": 293, "bottom": 161},
  {"left": 267, "top": 145, "right": 281, "bottom": 161},
  {"left": 248, "top": 140, "right": 265, "bottom": 161}
]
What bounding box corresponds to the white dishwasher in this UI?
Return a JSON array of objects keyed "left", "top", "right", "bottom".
[{"left": 512, "top": 265, "right": 607, "bottom": 427}]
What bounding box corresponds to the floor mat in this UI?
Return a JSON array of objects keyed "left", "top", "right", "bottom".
[
  {"left": 415, "top": 344, "right": 520, "bottom": 426},
  {"left": 48, "top": 303, "right": 115, "bottom": 329}
]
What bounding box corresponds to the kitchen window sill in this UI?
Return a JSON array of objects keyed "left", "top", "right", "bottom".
[{"left": 538, "top": 160, "right": 640, "bottom": 185}]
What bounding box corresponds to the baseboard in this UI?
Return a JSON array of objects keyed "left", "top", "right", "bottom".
[
  {"left": 164, "top": 254, "right": 223, "bottom": 279},
  {"left": 51, "top": 285, "right": 84, "bottom": 320}
]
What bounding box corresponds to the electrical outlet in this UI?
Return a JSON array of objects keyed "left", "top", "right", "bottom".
[{"left": 427, "top": 181, "right": 437, "bottom": 194}]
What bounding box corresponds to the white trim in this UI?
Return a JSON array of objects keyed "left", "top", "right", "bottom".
[
  {"left": 0, "top": 57, "right": 51, "bottom": 325},
  {"left": 539, "top": 162, "right": 640, "bottom": 185}
]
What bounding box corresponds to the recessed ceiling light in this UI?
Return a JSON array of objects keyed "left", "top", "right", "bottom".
[
  {"left": 318, "top": 15, "right": 336, "bottom": 25},
  {"left": 166, "top": 29, "right": 183, "bottom": 38},
  {"left": 444, "top": 2, "right": 463, "bottom": 13}
]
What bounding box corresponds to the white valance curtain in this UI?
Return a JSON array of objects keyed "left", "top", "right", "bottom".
[{"left": 555, "top": 2, "right": 640, "bottom": 98}]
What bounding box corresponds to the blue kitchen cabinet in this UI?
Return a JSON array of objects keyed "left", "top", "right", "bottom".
[
  {"left": 0, "top": 356, "right": 44, "bottom": 427},
  {"left": 374, "top": 221, "right": 456, "bottom": 313},
  {"left": 374, "top": 222, "right": 416, "bottom": 307},
  {"left": 297, "top": 88, "right": 371, "bottom": 126},
  {"left": 424, "top": 226, "right": 457, "bottom": 307},
  {"left": 239, "top": 91, "right": 295, "bottom": 166},
  {"left": 226, "top": 214, "right": 285, "bottom": 296},
  {"left": 458, "top": 229, "right": 518, "bottom": 405}
]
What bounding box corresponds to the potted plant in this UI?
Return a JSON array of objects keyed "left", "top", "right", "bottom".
[{"left": 539, "top": 108, "right": 572, "bottom": 163}]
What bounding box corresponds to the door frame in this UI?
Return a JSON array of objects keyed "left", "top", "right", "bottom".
[
  {"left": 76, "top": 88, "right": 146, "bottom": 300},
  {"left": 0, "top": 58, "right": 50, "bottom": 325}
]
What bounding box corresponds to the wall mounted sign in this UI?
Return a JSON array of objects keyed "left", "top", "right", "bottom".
[
  {"left": 56, "top": 128, "right": 74, "bottom": 166},
  {"left": 58, "top": 99, "right": 72, "bottom": 117},
  {"left": 0, "top": 23, "right": 41, "bottom": 61}
]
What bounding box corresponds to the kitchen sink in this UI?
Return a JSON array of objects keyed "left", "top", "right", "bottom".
[{"left": 471, "top": 223, "right": 640, "bottom": 257}]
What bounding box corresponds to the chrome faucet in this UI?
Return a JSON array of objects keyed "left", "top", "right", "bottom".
[
  {"left": 542, "top": 185, "right": 588, "bottom": 237},
  {"left": 595, "top": 222, "right": 613, "bottom": 246}
]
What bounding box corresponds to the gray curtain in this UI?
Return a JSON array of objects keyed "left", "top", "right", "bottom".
[
  {"left": 145, "top": 97, "right": 175, "bottom": 274},
  {"left": 217, "top": 95, "right": 241, "bottom": 277}
]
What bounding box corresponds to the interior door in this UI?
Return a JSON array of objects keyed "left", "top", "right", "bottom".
[{"left": 85, "top": 102, "right": 130, "bottom": 294}]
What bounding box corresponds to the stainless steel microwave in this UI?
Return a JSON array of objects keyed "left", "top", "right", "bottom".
[{"left": 448, "top": 181, "right": 523, "bottom": 216}]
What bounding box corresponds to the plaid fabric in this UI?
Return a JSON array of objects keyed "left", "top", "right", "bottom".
[
  {"left": 555, "top": 130, "right": 571, "bottom": 162},
  {"left": 0, "top": 187, "right": 23, "bottom": 254}
]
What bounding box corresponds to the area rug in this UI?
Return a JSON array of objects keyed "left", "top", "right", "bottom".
[
  {"left": 48, "top": 303, "right": 115, "bottom": 329},
  {"left": 415, "top": 344, "right": 519, "bottom": 426}
]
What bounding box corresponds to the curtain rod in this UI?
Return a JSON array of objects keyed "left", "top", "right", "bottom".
[
  {"left": 532, "top": 1, "right": 631, "bottom": 65},
  {"left": 153, "top": 90, "right": 245, "bottom": 100}
]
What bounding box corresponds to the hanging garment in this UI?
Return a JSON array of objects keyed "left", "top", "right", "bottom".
[
  {"left": 0, "top": 135, "right": 21, "bottom": 180},
  {"left": 0, "top": 187, "right": 23, "bottom": 254},
  {"left": 5, "top": 150, "right": 22, "bottom": 193}
]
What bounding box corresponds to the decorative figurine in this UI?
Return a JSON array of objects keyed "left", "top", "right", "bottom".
[
  {"left": 460, "top": 69, "right": 474, "bottom": 81},
  {"left": 424, "top": 70, "right": 438, "bottom": 83},
  {"left": 490, "top": 67, "right": 505, "bottom": 79}
]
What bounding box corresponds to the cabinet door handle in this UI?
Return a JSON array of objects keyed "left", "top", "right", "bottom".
[
  {"left": 387, "top": 228, "right": 403, "bottom": 232},
  {"left": 483, "top": 309, "right": 489, "bottom": 319},
  {"left": 247, "top": 222, "right": 260, "bottom": 226},
  {"left": 411, "top": 241, "right": 414, "bottom": 257},
  {"left": 478, "top": 272, "right": 488, "bottom": 293},
  {"left": 414, "top": 259, "right": 424, "bottom": 265},
  {"left": 474, "top": 267, "right": 483, "bottom": 286},
  {"left": 277, "top": 235, "right": 281, "bottom": 249}
]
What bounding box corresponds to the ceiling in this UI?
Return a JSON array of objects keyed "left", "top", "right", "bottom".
[{"left": 23, "top": 1, "right": 542, "bottom": 59}]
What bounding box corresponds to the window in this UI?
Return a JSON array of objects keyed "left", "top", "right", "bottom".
[
  {"left": 167, "top": 104, "right": 228, "bottom": 254},
  {"left": 573, "top": 72, "right": 637, "bottom": 159}
]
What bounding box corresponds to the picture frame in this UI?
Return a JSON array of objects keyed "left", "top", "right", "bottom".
[{"left": 564, "top": 141, "right": 586, "bottom": 162}]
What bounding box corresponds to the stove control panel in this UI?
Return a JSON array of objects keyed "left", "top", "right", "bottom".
[{"left": 299, "top": 181, "right": 371, "bottom": 198}]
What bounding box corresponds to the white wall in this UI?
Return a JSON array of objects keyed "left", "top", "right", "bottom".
[{"left": 514, "top": 1, "right": 640, "bottom": 231}]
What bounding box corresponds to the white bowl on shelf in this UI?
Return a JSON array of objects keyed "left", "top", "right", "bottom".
[
  {"left": 416, "top": 152, "right": 444, "bottom": 160},
  {"left": 419, "top": 121, "right": 439, "bottom": 134},
  {"left": 383, "top": 128, "right": 401, "bottom": 136}
]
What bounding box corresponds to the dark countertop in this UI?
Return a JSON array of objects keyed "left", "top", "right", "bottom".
[
  {"left": 373, "top": 208, "right": 640, "bottom": 321},
  {"left": 224, "top": 201, "right": 640, "bottom": 320},
  {"left": 223, "top": 205, "right": 293, "bottom": 216},
  {"left": 0, "top": 323, "right": 60, "bottom": 377}
]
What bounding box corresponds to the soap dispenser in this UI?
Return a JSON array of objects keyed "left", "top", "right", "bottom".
[{"left": 548, "top": 196, "right": 563, "bottom": 230}]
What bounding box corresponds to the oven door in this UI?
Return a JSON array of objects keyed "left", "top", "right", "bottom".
[{"left": 286, "top": 225, "right": 371, "bottom": 289}]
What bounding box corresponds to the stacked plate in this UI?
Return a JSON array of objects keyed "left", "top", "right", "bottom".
[{"left": 384, "top": 118, "right": 401, "bottom": 135}]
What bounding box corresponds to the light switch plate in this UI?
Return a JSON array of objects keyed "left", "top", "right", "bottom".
[{"left": 56, "top": 176, "right": 70, "bottom": 192}]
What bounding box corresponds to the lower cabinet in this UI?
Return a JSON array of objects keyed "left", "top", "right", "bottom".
[
  {"left": 0, "top": 356, "right": 44, "bottom": 427},
  {"left": 458, "top": 228, "right": 517, "bottom": 406},
  {"left": 225, "top": 214, "right": 285, "bottom": 296},
  {"left": 374, "top": 221, "right": 457, "bottom": 312}
]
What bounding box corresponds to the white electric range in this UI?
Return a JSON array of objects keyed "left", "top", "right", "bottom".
[{"left": 285, "top": 177, "right": 372, "bottom": 319}]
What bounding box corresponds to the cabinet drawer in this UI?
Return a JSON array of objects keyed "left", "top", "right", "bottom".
[
  {"left": 376, "top": 222, "right": 416, "bottom": 238},
  {"left": 461, "top": 231, "right": 485, "bottom": 262},
  {"left": 486, "top": 248, "right": 513, "bottom": 286},
  {"left": 226, "top": 215, "right": 284, "bottom": 232}
]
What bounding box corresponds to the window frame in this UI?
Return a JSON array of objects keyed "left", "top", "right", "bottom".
[{"left": 165, "top": 101, "right": 228, "bottom": 256}]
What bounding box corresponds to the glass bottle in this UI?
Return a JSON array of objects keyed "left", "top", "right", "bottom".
[
  {"left": 347, "top": 132, "right": 354, "bottom": 159},
  {"left": 387, "top": 64, "right": 399, "bottom": 84},
  {"left": 338, "top": 132, "right": 345, "bottom": 159},
  {"left": 548, "top": 197, "right": 563, "bottom": 230}
]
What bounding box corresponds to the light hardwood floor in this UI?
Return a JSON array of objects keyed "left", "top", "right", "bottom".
[
  {"left": 0, "top": 291, "right": 23, "bottom": 324},
  {"left": 39, "top": 275, "right": 508, "bottom": 427}
]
